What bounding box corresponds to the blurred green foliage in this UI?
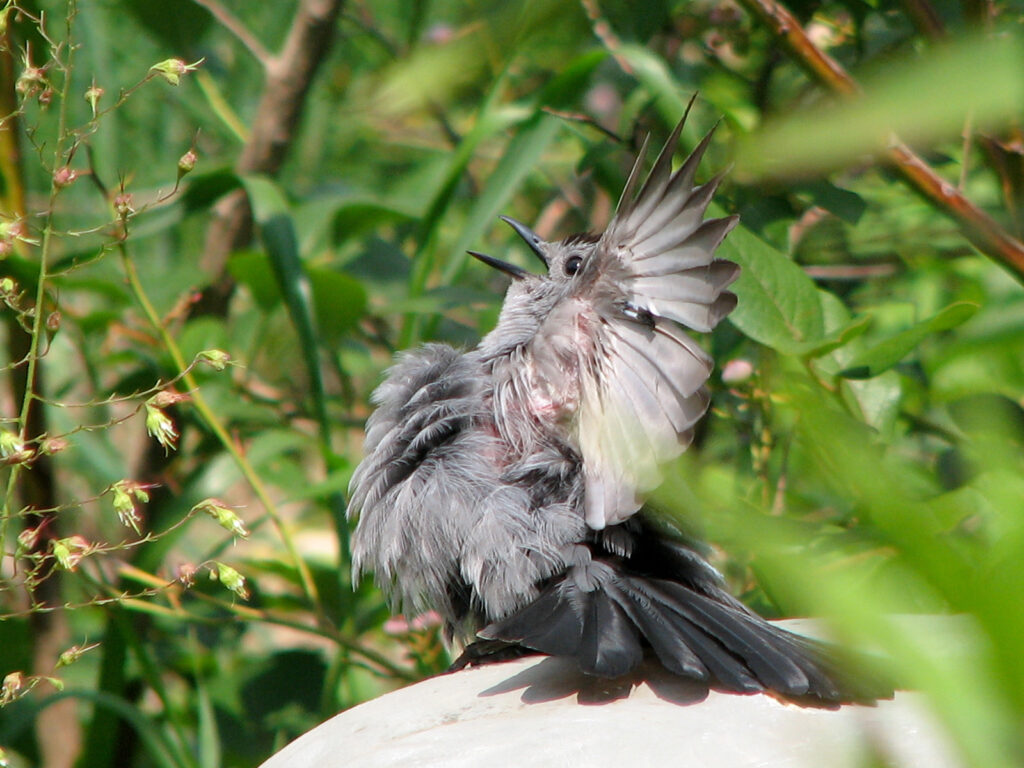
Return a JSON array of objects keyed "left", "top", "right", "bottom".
[{"left": 0, "top": 0, "right": 1022, "bottom": 766}]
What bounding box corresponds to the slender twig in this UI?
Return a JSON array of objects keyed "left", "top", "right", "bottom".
[
  {"left": 959, "top": 111, "right": 973, "bottom": 190},
  {"left": 1, "top": 3, "right": 77, "bottom": 572},
  {"left": 112, "top": 564, "right": 418, "bottom": 680},
  {"left": 541, "top": 107, "right": 626, "bottom": 144},
  {"left": 735, "top": 0, "right": 1024, "bottom": 283},
  {"left": 886, "top": 141, "right": 1024, "bottom": 278},
  {"left": 579, "top": 0, "right": 633, "bottom": 74},
  {"left": 735, "top": 0, "right": 858, "bottom": 96},
  {"left": 191, "top": 0, "right": 271, "bottom": 66},
  {"left": 117, "top": 243, "right": 325, "bottom": 619},
  {"left": 803, "top": 263, "right": 900, "bottom": 280},
  {"left": 899, "top": 0, "right": 947, "bottom": 40}
]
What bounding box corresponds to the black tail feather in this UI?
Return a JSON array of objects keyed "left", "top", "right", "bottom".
[
  {"left": 639, "top": 587, "right": 763, "bottom": 692},
  {"left": 646, "top": 579, "right": 820, "bottom": 695},
  {"left": 605, "top": 579, "right": 709, "bottom": 680},
  {"left": 476, "top": 558, "right": 887, "bottom": 704},
  {"left": 493, "top": 580, "right": 582, "bottom": 657},
  {"left": 580, "top": 589, "right": 644, "bottom": 677}
]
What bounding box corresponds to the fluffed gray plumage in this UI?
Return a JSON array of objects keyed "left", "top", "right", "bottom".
[{"left": 348, "top": 108, "right": 882, "bottom": 703}]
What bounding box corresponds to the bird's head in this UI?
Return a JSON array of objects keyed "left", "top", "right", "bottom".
[{"left": 471, "top": 216, "right": 604, "bottom": 359}]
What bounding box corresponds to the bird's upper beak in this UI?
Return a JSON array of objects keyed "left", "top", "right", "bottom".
[
  {"left": 468, "top": 250, "right": 530, "bottom": 280},
  {"left": 500, "top": 216, "right": 548, "bottom": 267}
]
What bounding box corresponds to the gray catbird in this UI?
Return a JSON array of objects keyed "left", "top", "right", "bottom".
[{"left": 349, "top": 109, "right": 878, "bottom": 702}]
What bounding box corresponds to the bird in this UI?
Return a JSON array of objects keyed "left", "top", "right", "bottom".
[{"left": 348, "top": 105, "right": 879, "bottom": 703}]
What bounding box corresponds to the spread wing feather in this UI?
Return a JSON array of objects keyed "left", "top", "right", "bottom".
[
  {"left": 632, "top": 216, "right": 737, "bottom": 275},
  {"left": 574, "top": 114, "right": 740, "bottom": 529}
]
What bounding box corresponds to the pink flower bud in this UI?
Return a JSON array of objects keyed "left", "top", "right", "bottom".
[
  {"left": 53, "top": 167, "right": 78, "bottom": 188},
  {"left": 721, "top": 359, "right": 755, "bottom": 384}
]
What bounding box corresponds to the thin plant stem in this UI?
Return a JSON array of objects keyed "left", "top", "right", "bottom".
[
  {"left": 75, "top": 570, "right": 198, "bottom": 768},
  {"left": 117, "top": 243, "right": 325, "bottom": 620},
  {"left": 171, "top": 593, "right": 417, "bottom": 682},
  {"left": 111, "top": 563, "right": 417, "bottom": 680},
  {"left": 1, "top": 2, "right": 77, "bottom": 573}
]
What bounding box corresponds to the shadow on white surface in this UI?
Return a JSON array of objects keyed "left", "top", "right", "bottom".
[{"left": 259, "top": 620, "right": 963, "bottom": 768}]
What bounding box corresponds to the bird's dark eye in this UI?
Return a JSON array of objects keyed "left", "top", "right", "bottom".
[{"left": 564, "top": 256, "right": 583, "bottom": 276}]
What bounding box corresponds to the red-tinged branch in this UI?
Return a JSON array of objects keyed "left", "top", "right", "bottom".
[
  {"left": 735, "top": 0, "right": 857, "bottom": 96},
  {"left": 888, "top": 141, "right": 1024, "bottom": 277},
  {"left": 736, "top": 0, "right": 1024, "bottom": 283}
]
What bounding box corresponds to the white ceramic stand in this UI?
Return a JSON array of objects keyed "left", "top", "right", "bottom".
[{"left": 260, "top": 620, "right": 961, "bottom": 768}]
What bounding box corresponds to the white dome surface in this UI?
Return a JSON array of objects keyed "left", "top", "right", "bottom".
[{"left": 260, "top": 620, "right": 961, "bottom": 768}]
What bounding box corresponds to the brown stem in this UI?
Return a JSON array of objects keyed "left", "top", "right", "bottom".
[
  {"left": 899, "top": 0, "right": 947, "bottom": 39},
  {"left": 887, "top": 141, "right": 1024, "bottom": 276},
  {"left": 1, "top": 28, "right": 80, "bottom": 768},
  {"left": 978, "top": 130, "right": 1024, "bottom": 238},
  {"left": 196, "top": 0, "right": 345, "bottom": 315},
  {"left": 579, "top": 0, "right": 633, "bottom": 75},
  {"left": 735, "top": 0, "right": 857, "bottom": 96},
  {"left": 962, "top": 0, "right": 996, "bottom": 28},
  {"left": 735, "top": 0, "right": 1024, "bottom": 283}
]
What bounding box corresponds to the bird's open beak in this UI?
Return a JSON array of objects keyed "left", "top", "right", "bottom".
[
  {"left": 468, "top": 250, "right": 530, "bottom": 280},
  {"left": 500, "top": 216, "right": 548, "bottom": 267}
]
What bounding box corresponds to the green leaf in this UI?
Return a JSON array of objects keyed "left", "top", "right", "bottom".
[
  {"left": 177, "top": 317, "right": 231, "bottom": 370},
  {"left": 346, "top": 238, "right": 412, "bottom": 285},
  {"left": 796, "top": 180, "right": 867, "bottom": 225},
  {"left": 599, "top": 0, "right": 672, "bottom": 42},
  {"left": 717, "top": 213, "right": 826, "bottom": 354},
  {"left": 240, "top": 175, "right": 328, "bottom": 434},
  {"left": 374, "top": 1, "right": 583, "bottom": 114},
  {"left": 441, "top": 111, "right": 563, "bottom": 285},
  {"left": 615, "top": 44, "right": 692, "bottom": 121},
  {"left": 181, "top": 168, "right": 241, "bottom": 213},
  {"left": 402, "top": 75, "right": 513, "bottom": 337},
  {"left": 799, "top": 314, "right": 870, "bottom": 357},
  {"left": 844, "top": 370, "right": 903, "bottom": 434},
  {"left": 228, "top": 250, "right": 279, "bottom": 311},
  {"left": 309, "top": 268, "right": 368, "bottom": 345},
  {"left": 30, "top": 690, "right": 185, "bottom": 768},
  {"left": 537, "top": 49, "right": 608, "bottom": 109},
  {"left": 840, "top": 302, "right": 979, "bottom": 379},
  {"left": 118, "top": 0, "right": 214, "bottom": 53},
  {"left": 737, "top": 33, "right": 1024, "bottom": 178},
  {"left": 229, "top": 253, "right": 368, "bottom": 343},
  {"left": 331, "top": 200, "right": 418, "bottom": 243},
  {"left": 814, "top": 292, "right": 904, "bottom": 435},
  {"left": 195, "top": 668, "right": 220, "bottom": 768}
]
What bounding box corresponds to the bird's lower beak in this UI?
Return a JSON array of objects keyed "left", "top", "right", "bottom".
[
  {"left": 500, "top": 216, "right": 548, "bottom": 266},
  {"left": 468, "top": 250, "right": 529, "bottom": 280}
]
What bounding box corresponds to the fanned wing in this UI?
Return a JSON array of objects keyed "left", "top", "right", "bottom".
[{"left": 577, "top": 113, "right": 740, "bottom": 529}]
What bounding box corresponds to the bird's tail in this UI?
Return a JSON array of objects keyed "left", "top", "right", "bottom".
[{"left": 463, "top": 535, "right": 889, "bottom": 704}]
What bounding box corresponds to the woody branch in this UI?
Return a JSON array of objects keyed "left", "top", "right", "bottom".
[{"left": 737, "top": 0, "right": 1024, "bottom": 283}]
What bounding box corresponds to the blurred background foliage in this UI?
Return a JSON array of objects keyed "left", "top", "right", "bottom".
[{"left": 0, "top": 0, "right": 1022, "bottom": 766}]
